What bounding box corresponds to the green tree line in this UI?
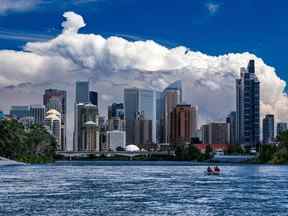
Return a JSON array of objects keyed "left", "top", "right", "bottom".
[
  {"left": 0, "top": 119, "right": 57, "bottom": 163},
  {"left": 258, "top": 131, "right": 288, "bottom": 164}
]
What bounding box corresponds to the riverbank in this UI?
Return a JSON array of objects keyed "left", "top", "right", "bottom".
[{"left": 0, "top": 156, "right": 26, "bottom": 166}]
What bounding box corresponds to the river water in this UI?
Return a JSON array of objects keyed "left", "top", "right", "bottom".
[{"left": 0, "top": 161, "right": 288, "bottom": 216}]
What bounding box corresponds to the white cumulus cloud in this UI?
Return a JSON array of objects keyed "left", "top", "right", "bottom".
[{"left": 0, "top": 11, "right": 287, "bottom": 148}]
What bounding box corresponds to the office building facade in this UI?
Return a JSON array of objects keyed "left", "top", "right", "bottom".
[
  {"left": 170, "top": 104, "right": 193, "bottom": 145},
  {"left": 124, "top": 88, "right": 157, "bottom": 145},
  {"left": 89, "top": 91, "right": 98, "bottom": 106},
  {"left": 236, "top": 60, "right": 260, "bottom": 148},
  {"left": 76, "top": 81, "right": 89, "bottom": 104},
  {"left": 107, "top": 130, "right": 126, "bottom": 151},
  {"left": 43, "top": 89, "right": 67, "bottom": 151},
  {"left": 262, "top": 114, "right": 275, "bottom": 144},
  {"left": 10, "top": 106, "right": 30, "bottom": 119},
  {"left": 162, "top": 80, "right": 182, "bottom": 144},
  {"left": 202, "top": 122, "right": 229, "bottom": 144},
  {"left": 226, "top": 111, "right": 237, "bottom": 145},
  {"left": 277, "top": 122, "right": 288, "bottom": 137},
  {"left": 30, "top": 105, "right": 45, "bottom": 125},
  {"left": 74, "top": 103, "right": 99, "bottom": 152},
  {"left": 45, "top": 109, "right": 61, "bottom": 148}
]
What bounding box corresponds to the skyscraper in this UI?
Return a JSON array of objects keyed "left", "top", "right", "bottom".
[
  {"left": 262, "top": 114, "right": 275, "bottom": 144},
  {"left": 89, "top": 91, "right": 98, "bottom": 106},
  {"left": 76, "top": 81, "right": 89, "bottom": 104},
  {"left": 277, "top": 122, "right": 288, "bottom": 137},
  {"left": 201, "top": 122, "right": 229, "bottom": 144},
  {"left": 30, "top": 105, "right": 45, "bottom": 125},
  {"left": 43, "top": 89, "right": 67, "bottom": 151},
  {"left": 170, "top": 104, "right": 193, "bottom": 145},
  {"left": 226, "top": 111, "right": 237, "bottom": 145},
  {"left": 162, "top": 80, "right": 182, "bottom": 144},
  {"left": 191, "top": 106, "right": 198, "bottom": 137},
  {"left": 108, "top": 103, "right": 124, "bottom": 120},
  {"left": 236, "top": 60, "right": 260, "bottom": 148},
  {"left": 133, "top": 112, "right": 153, "bottom": 149},
  {"left": 124, "top": 88, "right": 157, "bottom": 145},
  {"left": 74, "top": 103, "right": 99, "bottom": 152},
  {"left": 10, "top": 106, "right": 30, "bottom": 119}
]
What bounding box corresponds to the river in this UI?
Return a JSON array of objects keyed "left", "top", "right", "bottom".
[{"left": 0, "top": 161, "right": 287, "bottom": 216}]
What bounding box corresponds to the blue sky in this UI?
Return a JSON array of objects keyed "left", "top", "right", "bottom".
[{"left": 0, "top": 0, "right": 287, "bottom": 82}]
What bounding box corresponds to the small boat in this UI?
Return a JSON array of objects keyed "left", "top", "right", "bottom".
[{"left": 205, "top": 167, "right": 221, "bottom": 175}]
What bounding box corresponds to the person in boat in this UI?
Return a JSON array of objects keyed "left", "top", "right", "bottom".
[
  {"left": 207, "top": 166, "right": 213, "bottom": 173},
  {"left": 214, "top": 166, "right": 220, "bottom": 172}
]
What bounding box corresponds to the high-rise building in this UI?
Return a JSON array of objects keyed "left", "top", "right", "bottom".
[
  {"left": 10, "top": 106, "right": 30, "bottom": 119},
  {"left": 162, "top": 80, "right": 182, "bottom": 144},
  {"left": 30, "top": 105, "right": 45, "bottom": 125},
  {"left": 108, "top": 103, "right": 124, "bottom": 120},
  {"left": 124, "top": 88, "right": 157, "bottom": 145},
  {"left": 43, "top": 89, "right": 67, "bottom": 151},
  {"left": 191, "top": 106, "right": 198, "bottom": 136},
  {"left": 170, "top": 104, "right": 193, "bottom": 145},
  {"left": 99, "top": 116, "right": 108, "bottom": 151},
  {"left": 262, "top": 114, "right": 275, "bottom": 144},
  {"left": 201, "top": 124, "right": 210, "bottom": 144},
  {"left": 45, "top": 109, "right": 61, "bottom": 149},
  {"left": 108, "top": 117, "right": 125, "bottom": 131},
  {"left": 76, "top": 81, "right": 89, "bottom": 104},
  {"left": 74, "top": 103, "right": 99, "bottom": 152},
  {"left": 133, "top": 113, "right": 153, "bottom": 150},
  {"left": 107, "top": 130, "right": 126, "bottom": 151},
  {"left": 226, "top": 111, "right": 237, "bottom": 145},
  {"left": 0, "top": 110, "right": 4, "bottom": 120},
  {"left": 19, "top": 116, "right": 34, "bottom": 129},
  {"left": 89, "top": 91, "right": 98, "bottom": 106},
  {"left": 201, "top": 122, "right": 229, "bottom": 144},
  {"left": 236, "top": 60, "right": 260, "bottom": 148},
  {"left": 277, "top": 122, "right": 288, "bottom": 137}
]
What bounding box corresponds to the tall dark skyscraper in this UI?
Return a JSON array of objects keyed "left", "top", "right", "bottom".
[
  {"left": 236, "top": 60, "right": 260, "bottom": 148},
  {"left": 262, "top": 114, "right": 275, "bottom": 144},
  {"left": 226, "top": 111, "right": 237, "bottom": 145},
  {"left": 89, "top": 91, "right": 98, "bottom": 106},
  {"left": 76, "top": 81, "right": 89, "bottom": 104},
  {"left": 124, "top": 88, "right": 157, "bottom": 145},
  {"left": 277, "top": 122, "right": 288, "bottom": 137},
  {"left": 108, "top": 103, "right": 124, "bottom": 120},
  {"left": 43, "top": 89, "right": 67, "bottom": 151}
]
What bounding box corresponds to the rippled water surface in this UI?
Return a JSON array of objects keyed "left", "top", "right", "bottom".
[{"left": 0, "top": 161, "right": 288, "bottom": 216}]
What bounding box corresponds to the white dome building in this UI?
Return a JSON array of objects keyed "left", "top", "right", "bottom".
[
  {"left": 45, "top": 109, "right": 61, "bottom": 149},
  {"left": 46, "top": 109, "right": 61, "bottom": 117},
  {"left": 125, "top": 144, "right": 140, "bottom": 152}
]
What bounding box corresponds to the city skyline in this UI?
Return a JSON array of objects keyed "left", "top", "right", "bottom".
[{"left": 0, "top": 3, "right": 288, "bottom": 150}]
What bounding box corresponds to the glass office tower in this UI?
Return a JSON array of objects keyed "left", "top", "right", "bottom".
[
  {"left": 124, "top": 88, "right": 157, "bottom": 145},
  {"left": 236, "top": 60, "right": 260, "bottom": 149}
]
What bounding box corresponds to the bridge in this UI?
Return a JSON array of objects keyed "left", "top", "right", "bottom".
[{"left": 56, "top": 151, "right": 175, "bottom": 160}]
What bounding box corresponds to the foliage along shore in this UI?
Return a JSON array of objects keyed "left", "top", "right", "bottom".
[
  {"left": 1, "top": 118, "right": 288, "bottom": 165},
  {"left": 0, "top": 119, "right": 57, "bottom": 164}
]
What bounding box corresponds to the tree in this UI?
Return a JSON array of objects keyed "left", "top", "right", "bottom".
[
  {"left": 204, "top": 144, "right": 213, "bottom": 160},
  {"left": 0, "top": 120, "right": 57, "bottom": 163},
  {"left": 186, "top": 144, "right": 201, "bottom": 160},
  {"left": 258, "top": 145, "right": 276, "bottom": 163}
]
